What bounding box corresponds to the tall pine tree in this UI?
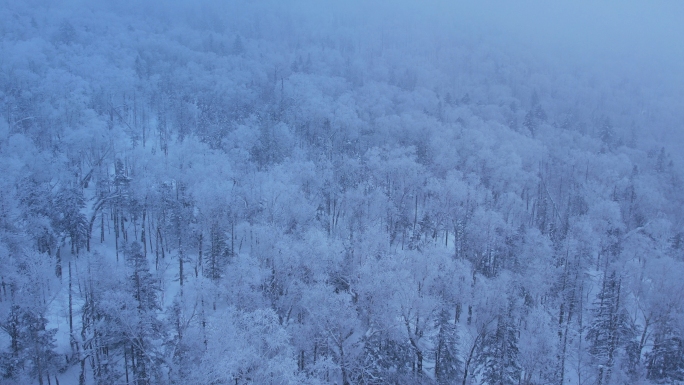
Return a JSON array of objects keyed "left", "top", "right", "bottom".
[
  {"left": 476, "top": 305, "right": 521, "bottom": 385},
  {"left": 433, "top": 308, "right": 462, "bottom": 385},
  {"left": 587, "top": 271, "right": 635, "bottom": 385}
]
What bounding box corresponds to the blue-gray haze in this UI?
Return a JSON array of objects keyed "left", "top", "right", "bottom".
[{"left": 1, "top": 1, "right": 683, "bottom": 384}]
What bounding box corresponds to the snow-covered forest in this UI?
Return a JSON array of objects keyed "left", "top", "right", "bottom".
[{"left": 1, "top": 0, "right": 684, "bottom": 384}]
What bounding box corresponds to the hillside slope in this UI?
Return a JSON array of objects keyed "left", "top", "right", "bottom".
[{"left": 1, "top": 1, "right": 683, "bottom": 384}]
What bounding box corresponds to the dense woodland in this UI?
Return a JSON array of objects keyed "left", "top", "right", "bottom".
[{"left": 1, "top": 1, "right": 684, "bottom": 384}]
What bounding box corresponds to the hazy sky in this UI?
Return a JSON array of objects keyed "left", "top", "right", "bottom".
[
  {"left": 34, "top": 0, "right": 684, "bottom": 97},
  {"left": 284, "top": 0, "right": 684, "bottom": 86},
  {"left": 52, "top": 0, "right": 684, "bottom": 65},
  {"left": 374, "top": 0, "right": 683, "bottom": 73},
  {"left": 459, "top": 0, "right": 684, "bottom": 62}
]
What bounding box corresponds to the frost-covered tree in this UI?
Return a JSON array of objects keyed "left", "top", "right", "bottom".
[
  {"left": 0, "top": 1, "right": 683, "bottom": 384},
  {"left": 433, "top": 308, "right": 462, "bottom": 385},
  {"left": 476, "top": 305, "right": 521, "bottom": 385},
  {"left": 587, "top": 271, "right": 635, "bottom": 385}
]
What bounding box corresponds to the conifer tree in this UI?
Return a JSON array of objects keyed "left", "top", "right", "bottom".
[
  {"left": 587, "top": 271, "right": 635, "bottom": 385},
  {"left": 125, "top": 241, "right": 162, "bottom": 385},
  {"left": 476, "top": 306, "right": 521, "bottom": 385},
  {"left": 433, "top": 308, "right": 462, "bottom": 385},
  {"left": 646, "top": 326, "right": 684, "bottom": 383}
]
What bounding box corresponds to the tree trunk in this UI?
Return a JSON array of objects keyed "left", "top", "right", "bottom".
[
  {"left": 179, "top": 238, "right": 184, "bottom": 288},
  {"left": 416, "top": 348, "right": 423, "bottom": 374},
  {"left": 69, "top": 262, "right": 75, "bottom": 355},
  {"left": 131, "top": 345, "right": 138, "bottom": 385},
  {"left": 435, "top": 336, "right": 442, "bottom": 380},
  {"left": 114, "top": 211, "right": 120, "bottom": 261},
  {"left": 141, "top": 209, "right": 146, "bottom": 257},
  {"left": 55, "top": 246, "right": 62, "bottom": 278},
  {"left": 36, "top": 346, "right": 44, "bottom": 385},
  {"left": 125, "top": 344, "right": 130, "bottom": 385},
  {"left": 79, "top": 358, "right": 86, "bottom": 385},
  {"left": 637, "top": 318, "right": 650, "bottom": 364},
  {"left": 197, "top": 232, "right": 202, "bottom": 277},
  {"left": 340, "top": 342, "right": 349, "bottom": 385},
  {"left": 121, "top": 213, "right": 127, "bottom": 242}
]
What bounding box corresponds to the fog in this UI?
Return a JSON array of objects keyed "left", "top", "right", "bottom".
[
  {"left": 2, "top": 1, "right": 684, "bottom": 384},
  {"left": 203, "top": 0, "right": 684, "bottom": 141},
  {"left": 45, "top": 0, "right": 684, "bottom": 62},
  {"left": 113, "top": 0, "right": 684, "bottom": 100},
  {"left": 456, "top": 0, "right": 684, "bottom": 55}
]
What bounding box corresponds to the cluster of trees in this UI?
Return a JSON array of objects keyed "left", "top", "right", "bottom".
[{"left": 1, "top": 1, "right": 683, "bottom": 384}]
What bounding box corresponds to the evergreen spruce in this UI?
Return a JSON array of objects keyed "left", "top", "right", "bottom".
[
  {"left": 433, "top": 308, "right": 462, "bottom": 385},
  {"left": 476, "top": 308, "right": 521, "bottom": 385},
  {"left": 586, "top": 271, "right": 635, "bottom": 385}
]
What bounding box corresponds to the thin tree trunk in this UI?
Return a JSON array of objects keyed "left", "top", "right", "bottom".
[
  {"left": 197, "top": 232, "right": 202, "bottom": 277},
  {"left": 141, "top": 209, "right": 146, "bottom": 257},
  {"left": 79, "top": 358, "right": 86, "bottom": 385},
  {"left": 201, "top": 296, "right": 207, "bottom": 349},
  {"left": 147, "top": 215, "right": 152, "bottom": 252},
  {"left": 462, "top": 337, "right": 479, "bottom": 385},
  {"left": 55, "top": 246, "right": 62, "bottom": 278},
  {"left": 340, "top": 342, "right": 349, "bottom": 385},
  {"left": 414, "top": 194, "right": 418, "bottom": 230},
  {"left": 121, "top": 213, "right": 127, "bottom": 242},
  {"left": 125, "top": 343, "right": 130, "bottom": 385},
  {"left": 69, "top": 261, "right": 75, "bottom": 355},
  {"left": 131, "top": 345, "right": 138, "bottom": 384},
  {"left": 142, "top": 107, "right": 146, "bottom": 148},
  {"left": 179, "top": 235, "right": 184, "bottom": 288},
  {"left": 36, "top": 347, "right": 44, "bottom": 385},
  {"left": 115, "top": 211, "right": 120, "bottom": 261}
]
